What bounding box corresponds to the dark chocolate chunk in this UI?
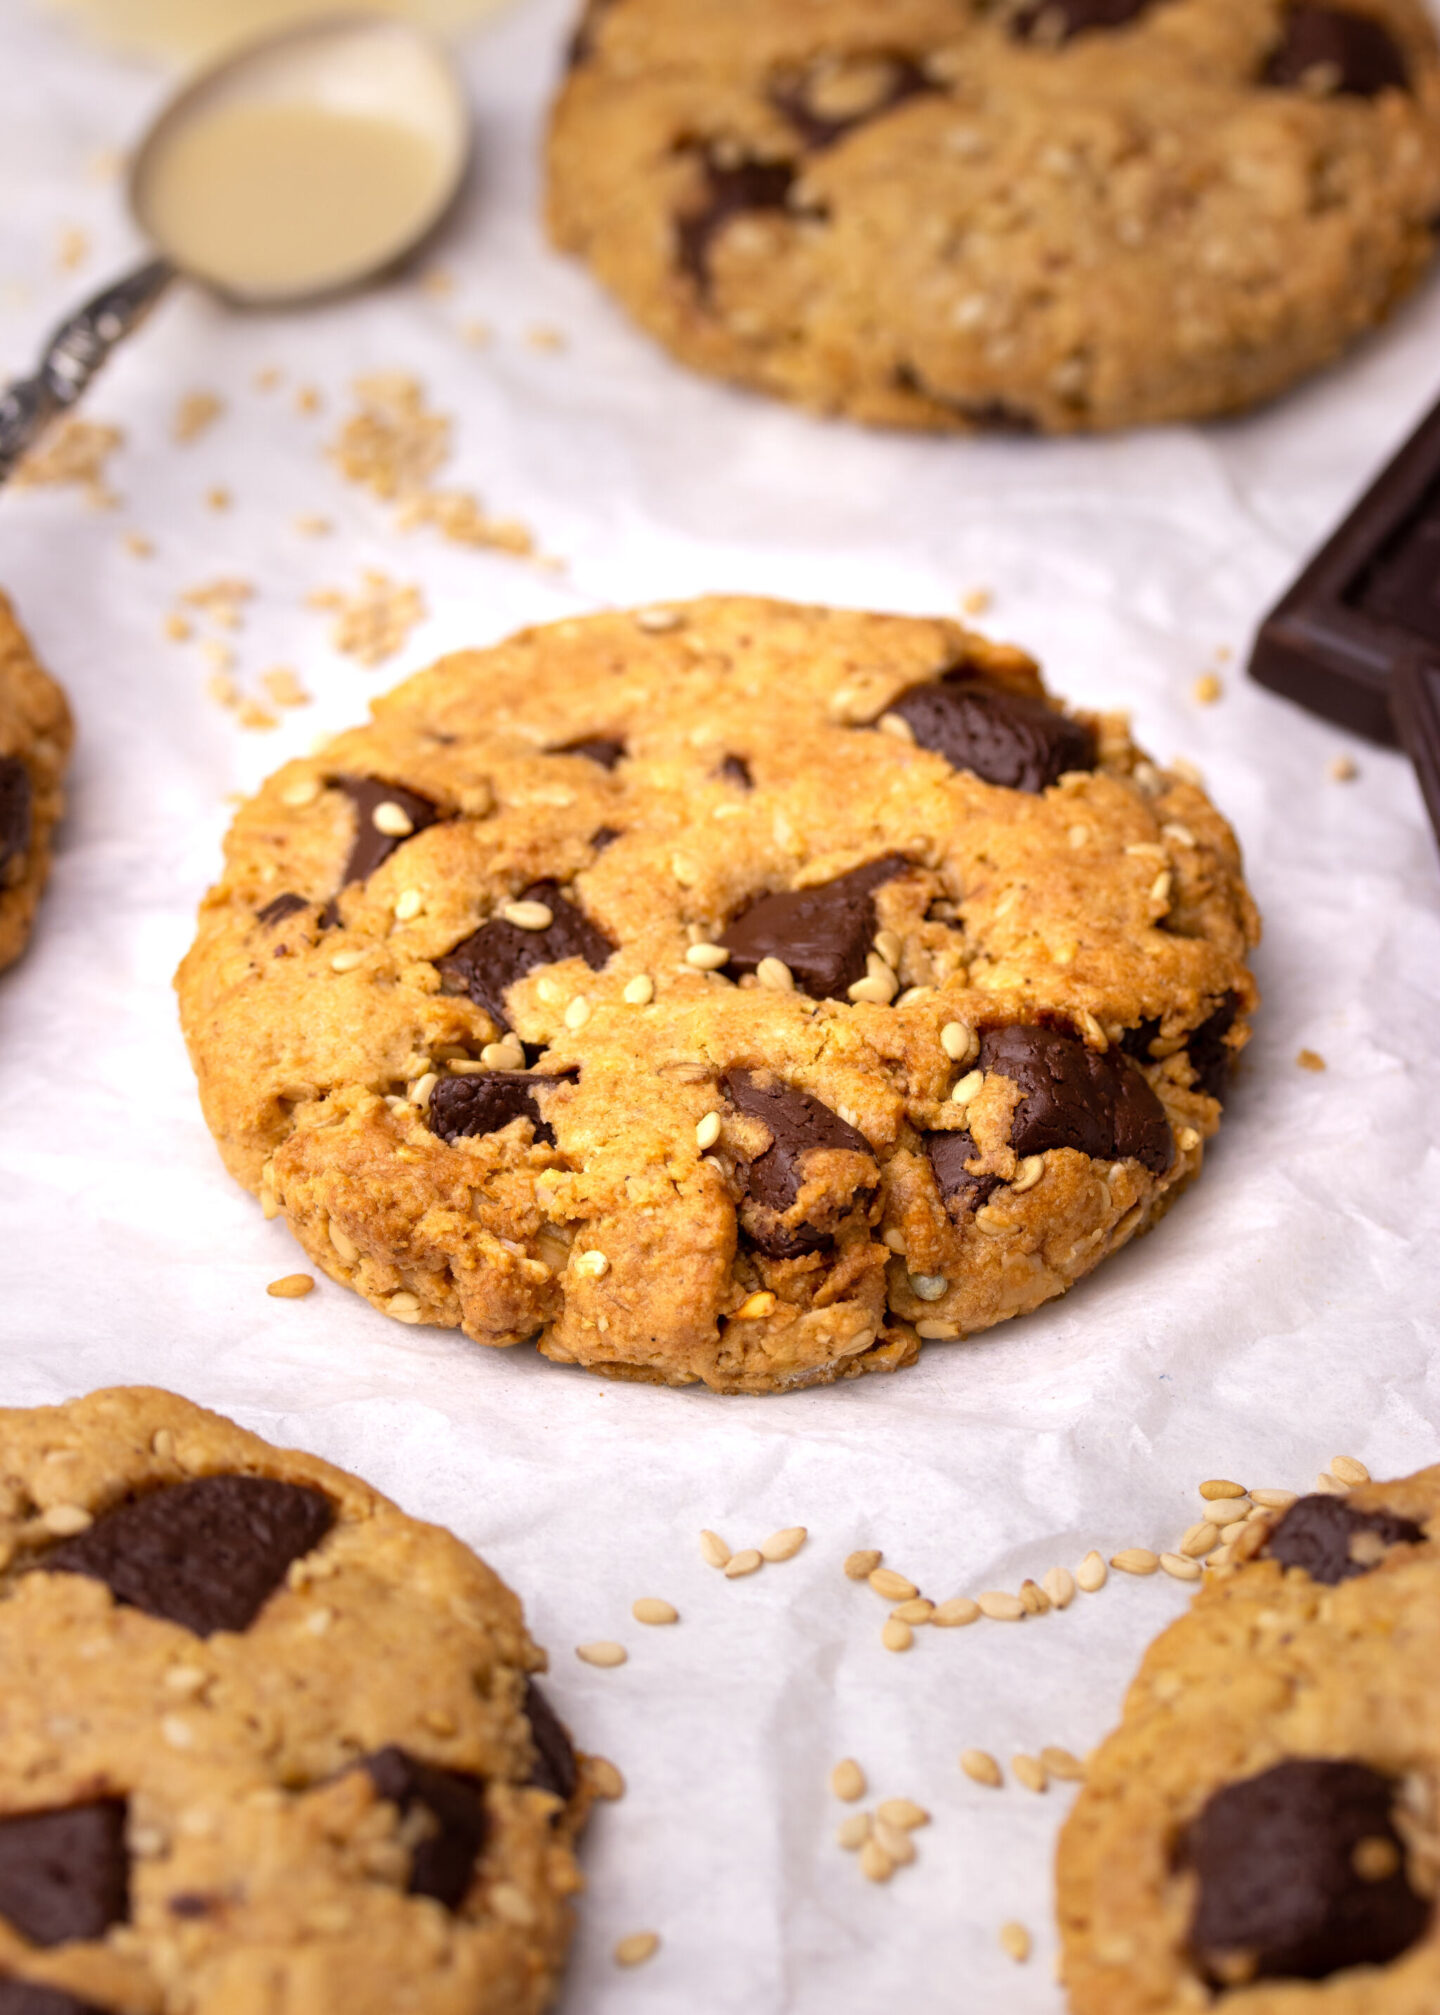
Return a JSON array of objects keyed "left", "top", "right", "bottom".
[
  {"left": 1265, "top": 1493, "right": 1424, "bottom": 1585},
  {"left": 45, "top": 1475, "right": 334, "bottom": 1637},
  {"left": 438, "top": 882, "right": 614, "bottom": 1033},
  {"left": 255, "top": 892, "right": 309, "bottom": 929},
  {"left": 677, "top": 153, "right": 802, "bottom": 292},
  {"left": 553, "top": 736, "right": 625, "bottom": 770},
  {"left": 892, "top": 365, "right": 1040, "bottom": 432},
  {"left": 428, "top": 1071, "right": 558, "bottom": 1148},
  {"left": 1352, "top": 476, "right": 1440, "bottom": 647},
  {"left": 979, "top": 1024, "right": 1173, "bottom": 1174},
  {"left": 1264, "top": 5, "right": 1409, "bottom": 94},
  {"left": 721, "top": 856, "right": 912, "bottom": 1000},
  {"left": 590, "top": 825, "right": 622, "bottom": 852},
  {"left": 888, "top": 675, "right": 1096, "bottom": 792},
  {"left": 331, "top": 777, "right": 441, "bottom": 888},
  {"left": 1118, "top": 1015, "right": 1163, "bottom": 1063},
  {"left": 0, "top": 1801, "right": 128, "bottom": 1948},
  {"left": 1393, "top": 658, "right": 1440, "bottom": 853},
  {"left": 1188, "top": 995, "right": 1238, "bottom": 1101},
  {"left": 924, "top": 1129, "right": 1000, "bottom": 1220},
  {"left": 0, "top": 1984, "right": 114, "bottom": 2015},
  {"left": 166, "top": 1892, "right": 215, "bottom": 1919},
  {"left": 1185, "top": 1759, "right": 1429, "bottom": 1984},
  {"left": 0, "top": 754, "right": 32, "bottom": 884},
  {"left": 362, "top": 1749, "right": 488, "bottom": 1909},
  {"left": 1009, "top": 0, "right": 1155, "bottom": 42},
  {"left": 719, "top": 754, "right": 753, "bottom": 789},
  {"left": 772, "top": 55, "right": 933, "bottom": 150},
  {"left": 524, "top": 1679, "right": 578, "bottom": 1803},
  {"left": 722, "top": 1067, "right": 874, "bottom": 1257}
]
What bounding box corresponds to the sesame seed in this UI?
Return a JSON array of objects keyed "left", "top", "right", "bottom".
[
  {"left": 1327, "top": 753, "right": 1358, "bottom": 782},
  {"left": 915, "top": 1317, "right": 961, "bottom": 1339},
  {"left": 759, "top": 1526, "right": 807, "bottom": 1562},
  {"left": 163, "top": 1666, "right": 206, "bottom": 1695},
  {"left": 877, "top": 711, "right": 916, "bottom": 744},
  {"left": 878, "top": 1798, "right": 930, "bottom": 1832},
  {"left": 614, "top": 1931, "right": 660, "bottom": 1966},
  {"left": 734, "top": 1290, "right": 777, "bottom": 1320},
  {"left": 890, "top": 1598, "right": 935, "bottom": 1625},
  {"left": 385, "top": 1292, "right": 422, "bottom": 1322},
  {"left": 1012, "top": 1755, "right": 1048, "bottom": 1794},
  {"left": 564, "top": 995, "right": 592, "bottom": 1030},
  {"left": 699, "top": 1530, "right": 731, "bottom": 1568},
  {"left": 573, "top": 1250, "right": 609, "bottom": 1279},
  {"left": 1179, "top": 1522, "right": 1220, "bottom": 1558},
  {"left": 881, "top": 1619, "right": 914, "bottom": 1653},
  {"left": 1331, "top": 1455, "right": 1369, "bottom": 1485},
  {"left": 960, "top": 1750, "right": 1003, "bottom": 1788},
  {"left": 695, "top": 1111, "right": 722, "bottom": 1151},
  {"left": 873, "top": 1818, "right": 916, "bottom": 1864},
  {"left": 1159, "top": 1552, "right": 1202, "bottom": 1582},
  {"left": 670, "top": 854, "right": 697, "bottom": 887},
  {"left": 837, "top": 1812, "right": 872, "bottom": 1850},
  {"left": 1313, "top": 1469, "right": 1349, "bottom": 1495},
  {"left": 481, "top": 1038, "right": 526, "bottom": 1069},
  {"left": 1110, "top": 1548, "right": 1159, "bottom": 1576},
  {"left": 723, "top": 1549, "right": 763, "bottom": 1579},
  {"left": 330, "top": 949, "right": 365, "bottom": 973},
  {"left": 1199, "top": 1478, "right": 1246, "bottom": 1500},
  {"left": 40, "top": 1503, "right": 93, "bottom": 1537},
  {"left": 859, "top": 1837, "right": 894, "bottom": 1883},
  {"left": 1177, "top": 1125, "right": 1201, "bottom": 1152},
  {"left": 1076, "top": 1551, "right": 1107, "bottom": 1592},
  {"left": 632, "top": 1598, "right": 678, "bottom": 1626},
  {"left": 999, "top": 1921, "right": 1031, "bottom": 1964},
  {"left": 1040, "top": 1747, "right": 1086, "bottom": 1782},
  {"left": 1041, "top": 1567, "right": 1075, "bottom": 1609},
  {"left": 847, "top": 969, "right": 897, "bottom": 1005},
  {"left": 931, "top": 1596, "right": 981, "bottom": 1627},
  {"left": 950, "top": 1068, "right": 984, "bottom": 1107},
  {"left": 873, "top": 929, "right": 903, "bottom": 970},
  {"left": 281, "top": 776, "right": 321, "bottom": 807},
  {"left": 1017, "top": 1579, "right": 1051, "bottom": 1615},
  {"left": 976, "top": 1591, "right": 1025, "bottom": 1622},
  {"left": 845, "top": 1549, "right": 882, "bottom": 1580},
  {"left": 868, "top": 1567, "right": 918, "bottom": 1602},
  {"left": 1232, "top": 1520, "right": 1269, "bottom": 1561},
  {"left": 1149, "top": 870, "right": 1172, "bottom": 905},
  {"left": 328, "top": 1220, "right": 359, "bottom": 1263},
  {"left": 589, "top": 1757, "right": 626, "bottom": 1800},
  {"left": 940, "top": 1023, "right": 978, "bottom": 1066},
  {"left": 1192, "top": 673, "right": 1222, "bottom": 706},
  {"left": 635, "top": 607, "right": 682, "bottom": 632},
  {"left": 393, "top": 888, "right": 424, "bottom": 922},
  {"left": 685, "top": 942, "right": 729, "bottom": 971},
  {"left": 623, "top": 974, "right": 655, "bottom": 1005},
  {"left": 755, "top": 955, "right": 795, "bottom": 992},
  {"left": 1010, "top": 1155, "right": 1045, "bottom": 1195},
  {"left": 1251, "top": 1489, "right": 1298, "bottom": 1510},
  {"left": 832, "top": 1759, "right": 866, "bottom": 1802},
  {"left": 266, "top": 1274, "right": 314, "bottom": 1300},
  {"left": 576, "top": 1642, "right": 627, "bottom": 1668},
  {"left": 409, "top": 1072, "right": 438, "bottom": 1108},
  {"left": 500, "top": 898, "right": 554, "bottom": 931}
]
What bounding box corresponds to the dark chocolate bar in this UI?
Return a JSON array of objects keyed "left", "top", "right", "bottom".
[{"left": 1393, "top": 659, "right": 1440, "bottom": 851}]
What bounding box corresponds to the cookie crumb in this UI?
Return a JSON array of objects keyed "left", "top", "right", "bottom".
[
  {"left": 309, "top": 571, "right": 426, "bottom": 668},
  {"left": 1327, "top": 752, "right": 1359, "bottom": 781},
  {"left": 296, "top": 386, "right": 323, "bottom": 415},
  {"left": 253, "top": 366, "right": 283, "bottom": 392},
  {"left": 575, "top": 1641, "right": 627, "bottom": 1668},
  {"left": 261, "top": 667, "right": 310, "bottom": 709},
  {"left": 294, "top": 514, "right": 332, "bottom": 537},
  {"left": 999, "top": 1921, "right": 1031, "bottom": 1964},
  {"left": 173, "top": 391, "right": 224, "bottom": 444},
  {"left": 462, "top": 319, "right": 492, "bottom": 347},
  {"left": 614, "top": 1932, "right": 659, "bottom": 1967},
  {"left": 123, "top": 532, "right": 153, "bottom": 558},
  {"left": 14, "top": 417, "right": 123, "bottom": 507},
  {"left": 266, "top": 1274, "right": 314, "bottom": 1299},
  {"left": 57, "top": 225, "right": 90, "bottom": 271},
  {"left": 206, "top": 486, "right": 232, "bottom": 512},
  {"left": 1191, "top": 674, "right": 1223, "bottom": 705},
  {"left": 527, "top": 323, "right": 567, "bottom": 351},
  {"left": 960, "top": 587, "right": 992, "bottom": 617},
  {"left": 587, "top": 1757, "right": 625, "bottom": 1800},
  {"left": 1297, "top": 1048, "right": 1326, "bottom": 1072}
]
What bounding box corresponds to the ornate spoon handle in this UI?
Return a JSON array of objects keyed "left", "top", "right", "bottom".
[{"left": 0, "top": 257, "right": 174, "bottom": 487}]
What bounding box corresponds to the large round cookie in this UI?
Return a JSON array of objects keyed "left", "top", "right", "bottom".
[
  {"left": 1057, "top": 1467, "right": 1440, "bottom": 2012},
  {"left": 547, "top": 0, "right": 1440, "bottom": 434},
  {"left": 0, "top": 1387, "right": 588, "bottom": 2015},
  {"left": 0, "top": 591, "right": 72, "bottom": 975},
  {"left": 177, "top": 596, "right": 1258, "bottom": 1394}
]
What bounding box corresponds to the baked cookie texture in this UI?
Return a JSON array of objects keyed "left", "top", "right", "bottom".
[
  {"left": 1057, "top": 1467, "right": 1440, "bottom": 2012},
  {"left": 547, "top": 0, "right": 1440, "bottom": 434},
  {"left": 176, "top": 596, "right": 1259, "bottom": 1394},
  {"left": 0, "top": 590, "right": 72, "bottom": 974},
  {"left": 0, "top": 1387, "right": 589, "bottom": 2015}
]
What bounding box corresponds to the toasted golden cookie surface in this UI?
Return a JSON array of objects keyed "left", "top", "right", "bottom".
[
  {"left": 1057, "top": 1466, "right": 1440, "bottom": 2012},
  {"left": 177, "top": 596, "right": 1258, "bottom": 1394},
  {"left": 0, "top": 1387, "right": 588, "bottom": 2015},
  {"left": 547, "top": 0, "right": 1440, "bottom": 433},
  {"left": 0, "top": 590, "right": 72, "bottom": 975}
]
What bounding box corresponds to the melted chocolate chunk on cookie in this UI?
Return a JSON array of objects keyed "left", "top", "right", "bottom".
[
  {"left": 677, "top": 153, "right": 804, "bottom": 292},
  {"left": 772, "top": 55, "right": 934, "bottom": 150},
  {"left": 1264, "top": 5, "right": 1409, "bottom": 94},
  {"left": 980, "top": 1024, "right": 1173, "bottom": 1173},
  {"left": 924, "top": 1128, "right": 1001, "bottom": 1219},
  {"left": 892, "top": 365, "right": 1040, "bottom": 433},
  {"left": 0, "top": 1800, "right": 128, "bottom": 1948},
  {"left": 888, "top": 674, "right": 1096, "bottom": 792},
  {"left": 255, "top": 892, "right": 309, "bottom": 929},
  {"left": 1186, "top": 1759, "right": 1429, "bottom": 1984},
  {"left": 721, "top": 855, "right": 913, "bottom": 1000},
  {"left": 590, "top": 825, "right": 622, "bottom": 851},
  {"left": 362, "top": 1749, "right": 488, "bottom": 1909},
  {"left": 524, "top": 1679, "right": 579, "bottom": 1803},
  {"left": 0, "top": 1986, "right": 113, "bottom": 2015},
  {"left": 331, "top": 777, "right": 442, "bottom": 888},
  {"left": 439, "top": 882, "right": 614, "bottom": 1033},
  {"left": 1265, "top": 1493, "right": 1424, "bottom": 1585},
  {"left": 719, "top": 753, "right": 753, "bottom": 789},
  {"left": 1188, "top": 994, "right": 1238, "bottom": 1100},
  {"left": 428, "top": 1070, "right": 568, "bottom": 1148},
  {"left": 0, "top": 754, "right": 31, "bottom": 885},
  {"left": 722, "top": 1067, "right": 874, "bottom": 1257},
  {"left": 45, "top": 1475, "right": 334, "bottom": 1637},
  {"left": 553, "top": 735, "right": 625, "bottom": 770},
  {"left": 1009, "top": 0, "right": 1157, "bottom": 44}
]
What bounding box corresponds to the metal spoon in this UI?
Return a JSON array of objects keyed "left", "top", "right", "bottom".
[{"left": 0, "top": 13, "right": 471, "bottom": 484}]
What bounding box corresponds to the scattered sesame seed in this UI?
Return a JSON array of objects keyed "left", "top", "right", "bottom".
[
  {"left": 40, "top": 1503, "right": 93, "bottom": 1537},
  {"left": 873, "top": 1818, "right": 915, "bottom": 1865},
  {"left": 890, "top": 1598, "right": 935, "bottom": 1625},
  {"left": 881, "top": 1618, "right": 914, "bottom": 1653},
  {"left": 613, "top": 1932, "right": 659, "bottom": 1967},
  {"left": 576, "top": 1642, "right": 627, "bottom": 1668},
  {"left": 1251, "top": 1489, "right": 1298, "bottom": 1510},
  {"left": 999, "top": 1921, "right": 1031, "bottom": 1964},
  {"left": 858, "top": 1837, "right": 894, "bottom": 1883},
  {"left": 1159, "top": 1552, "right": 1202, "bottom": 1582},
  {"left": 976, "top": 1591, "right": 1025, "bottom": 1622},
  {"left": 1313, "top": 1470, "right": 1349, "bottom": 1496},
  {"left": 1327, "top": 754, "right": 1358, "bottom": 782},
  {"left": 526, "top": 323, "right": 567, "bottom": 351},
  {"left": 877, "top": 1798, "right": 930, "bottom": 1831},
  {"left": 572, "top": 1249, "right": 609, "bottom": 1279},
  {"left": 1040, "top": 1747, "right": 1086, "bottom": 1782},
  {"left": 1179, "top": 1522, "right": 1220, "bottom": 1558},
  {"left": 266, "top": 1275, "right": 314, "bottom": 1300},
  {"left": 164, "top": 613, "right": 193, "bottom": 642},
  {"left": 206, "top": 486, "right": 232, "bottom": 512},
  {"left": 294, "top": 514, "right": 332, "bottom": 536},
  {"left": 931, "top": 1596, "right": 981, "bottom": 1627},
  {"left": 699, "top": 1530, "right": 731, "bottom": 1569},
  {"left": 915, "top": 1318, "right": 961, "bottom": 1340},
  {"left": 1017, "top": 1579, "right": 1051, "bottom": 1616},
  {"left": 960, "top": 587, "right": 992, "bottom": 616},
  {"left": 1192, "top": 674, "right": 1222, "bottom": 705},
  {"left": 173, "top": 391, "right": 223, "bottom": 444},
  {"left": 1041, "top": 1567, "right": 1075, "bottom": 1609},
  {"left": 960, "top": 1749, "right": 1003, "bottom": 1788},
  {"left": 1012, "top": 1755, "right": 1048, "bottom": 1794},
  {"left": 632, "top": 1598, "right": 678, "bottom": 1626},
  {"left": 14, "top": 417, "right": 123, "bottom": 507},
  {"left": 845, "top": 1550, "right": 882, "bottom": 1581},
  {"left": 695, "top": 1111, "right": 722, "bottom": 1151},
  {"left": 1076, "top": 1551, "right": 1107, "bottom": 1593},
  {"left": 832, "top": 1759, "right": 866, "bottom": 1803},
  {"left": 837, "top": 1811, "right": 872, "bottom": 1851},
  {"left": 759, "top": 1526, "right": 807, "bottom": 1563},
  {"left": 123, "top": 531, "right": 153, "bottom": 558},
  {"left": 868, "top": 1567, "right": 918, "bottom": 1602},
  {"left": 1199, "top": 1479, "right": 1245, "bottom": 1500},
  {"left": 588, "top": 1757, "right": 625, "bottom": 1800},
  {"left": 1297, "top": 1048, "right": 1326, "bottom": 1072},
  {"left": 1110, "top": 1548, "right": 1159, "bottom": 1576},
  {"left": 723, "top": 1549, "right": 763, "bottom": 1579}
]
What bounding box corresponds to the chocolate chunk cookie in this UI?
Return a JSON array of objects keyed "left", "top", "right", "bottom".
[
  {"left": 176, "top": 596, "right": 1258, "bottom": 1394},
  {"left": 547, "top": 0, "right": 1440, "bottom": 433},
  {"left": 0, "top": 1388, "right": 589, "bottom": 2015},
  {"left": 1057, "top": 1463, "right": 1440, "bottom": 2011},
  {"left": 0, "top": 592, "right": 72, "bottom": 975}
]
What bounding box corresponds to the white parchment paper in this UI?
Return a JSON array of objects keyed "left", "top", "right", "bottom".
[{"left": 2, "top": 3, "right": 1440, "bottom": 2007}]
